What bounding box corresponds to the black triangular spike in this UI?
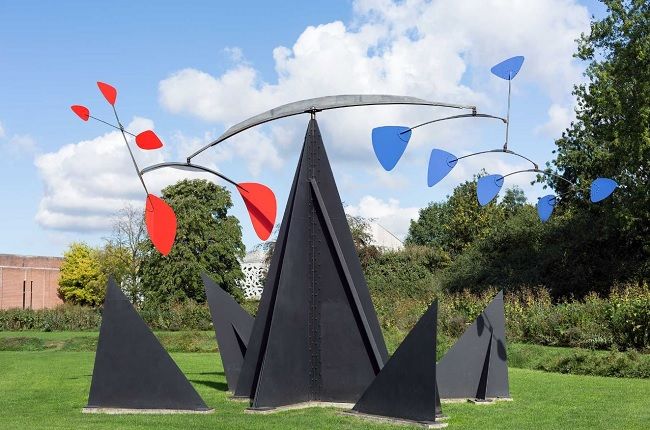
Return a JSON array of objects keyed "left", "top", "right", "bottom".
[
  {"left": 201, "top": 273, "right": 254, "bottom": 392},
  {"left": 437, "top": 290, "right": 509, "bottom": 400},
  {"left": 87, "top": 278, "right": 209, "bottom": 411},
  {"left": 352, "top": 301, "right": 440, "bottom": 423},
  {"left": 236, "top": 119, "right": 388, "bottom": 409}
]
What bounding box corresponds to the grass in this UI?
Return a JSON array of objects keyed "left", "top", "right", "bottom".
[
  {"left": 0, "top": 350, "right": 649, "bottom": 429},
  {"left": 2, "top": 330, "right": 648, "bottom": 378}
]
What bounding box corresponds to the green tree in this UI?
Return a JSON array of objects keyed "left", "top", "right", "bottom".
[
  {"left": 406, "top": 177, "right": 513, "bottom": 256},
  {"left": 139, "top": 179, "right": 246, "bottom": 305},
  {"left": 58, "top": 242, "right": 105, "bottom": 306},
  {"left": 548, "top": 0, "right": 650, "bottom": 281}
]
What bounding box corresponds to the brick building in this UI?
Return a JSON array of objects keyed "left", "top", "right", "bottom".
[{"left": 0, "top": 254, "right": 63, "bottom": 310}]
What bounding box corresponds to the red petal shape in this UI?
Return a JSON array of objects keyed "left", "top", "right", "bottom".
[
  {"left": 71, "top": 105, "right": 90, "bottom": 121},
  {"left": 238, "top": 183, "right": 277, "bottom": 241},
  {"left": 145, "top": 194, "right": 177, "bottom": 256},
  {"left": 135, "top": 130, "right": 164, "bottom": 150},
  {"left": 97, "top": 81, "right": 117, "bottom": 105}
]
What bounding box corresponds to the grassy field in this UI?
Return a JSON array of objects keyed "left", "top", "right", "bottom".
[{"left": 0, "top": 348, "right": 649, "bottom": 429}]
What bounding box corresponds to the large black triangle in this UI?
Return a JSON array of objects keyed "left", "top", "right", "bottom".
[
  {"left": 437, "top": 290, "right": 509, "bottom": 400},
  {"left": 201, "top": 272, "right": 254, "bottom": 392},
  {"left": 352, "top": 301, "right": 441, "bottom": 423},
  {"left": 86, "top": 278, "right": 209, "bottom": 411},
  {"left": 235, "top": 119, "right": 388, "bottom": 409}
]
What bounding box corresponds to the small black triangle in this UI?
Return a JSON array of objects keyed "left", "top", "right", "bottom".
[
  {"left": 87, "top": 277, "right": 209, "bottom": 410},
  {"left": 201, "top": 273, "right": 254, "bottom": 392},
  {"left": 353, "top": 301, "right": 440, "bottom": 423},
  {"left": 437, "top": 290, "right": 509, "bottom": 399}
]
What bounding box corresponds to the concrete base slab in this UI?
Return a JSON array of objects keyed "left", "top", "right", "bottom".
[
  {"left": 342, "top": 410, "right": 448, "bottom": 428},
  {"left": 229, "top": 395, "right": 251, "bottom": 403},
  {"left": 82, "top": 407, "right": 214, "bottom": 415},
  {"left": 246, "top": 401, "right": 355, "bottom": 414}
]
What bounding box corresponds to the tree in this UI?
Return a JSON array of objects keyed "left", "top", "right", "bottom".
[
  {"left": 346, "top": 213, "right": 381, "bottom": 268},
  {"left": 406, "top": 177, "right": 514, "bottom": 256},
  {"left": 548, "top": 0, "right": 650, "bottom": 282},
  {"left": 139, "top": 179, "right": 246, "bottom": 305},
  {"left": 58, "top": 242, "right": 105, "bottom": 306},
  {"left": 105, "top": 204, "right": 147, "bottom": 303}
]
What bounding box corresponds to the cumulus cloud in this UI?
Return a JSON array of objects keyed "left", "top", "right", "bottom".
[
  {"left": 535, "top": 103, "right": 574, "bottom": 138},
  {"left": 2, "top": 134, "right": 38, "bottom": 157},
  {"left": 346, "top": 195, "right": 419, "bottom": 239},
  {"left": 0, "top": 120, "right": 5, "bottom": 139},
  {"left": 34, "top": 118, "right": 221, "bottom": 232},
  {"left": 158, "top": 0, "right": 589, "bottom": 171}
]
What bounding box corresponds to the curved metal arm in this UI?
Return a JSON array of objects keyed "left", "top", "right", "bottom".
[
  {"left": 186, "top": 94, "right": 477, "bottom": 162},
  {"left": 403, "top": 113, "right": 507, "bottom": 133},
  {"left": 140, "top": 162, "right": 241, "bottom": 189},
  {"left": 454, "top": 149, "right": 538, "bottom": 169},
  {"left": 500, "top": 168, "right": 576, "bottom": 188}
]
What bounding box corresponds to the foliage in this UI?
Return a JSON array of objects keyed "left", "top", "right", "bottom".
[
  {"left": 57, "top": 243, "right": 105, "bottom": 306},
  {"left": 346, "top": 213, "right": 382, "bottom": 268},
  {"left": 139, "top": 179, "right": 246, "bottom": 305},
  {"left": 406, "top": 179, "right": 525, "bottom": 257},
  {"left": 547, "top": 0, "right": 650, "bottom": 282}
]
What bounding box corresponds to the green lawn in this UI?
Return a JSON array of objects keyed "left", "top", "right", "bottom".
[{"left": 0, "top": 350, "right": 648, "bottom": 429}]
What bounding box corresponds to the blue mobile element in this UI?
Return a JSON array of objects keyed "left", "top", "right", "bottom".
[
  {"left": 477, "top": 174, "right": 504, "bottom": 206},
  {"left": 590, "top": 178, "right": 618, "bottom": 203},
  {"left": 427, "top": 149, "right": 458, "bottom": 187},
  {"left": 490, "top": 56, "right": 525, "bottom": 80},
  {"left": 371, "top": 126, "right": 412, "bottom": 171},
  {"left": 537, "top": 195, "right": 556, "bottom": 222}
]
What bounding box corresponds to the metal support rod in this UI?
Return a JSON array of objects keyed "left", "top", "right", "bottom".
[
  {"left": 504, "top": 76, "right": 512, "bottom": 151},
  {"left": 186, "top": 95, "right": 477, "bottom": 163},
  {"left": 89, "top": 115, "right": 137, "bottom": 137},
  {"left": 309, "top": 178, "right": 385, "bottom": 371},
  {"left": 139, "top": 162, "right": 242, "bottom": 189},
  {"left": 402, "top": 112, "right": 507, "bottom": 134},
  {"left": 454, "top": 149, "right": 538, "bottom": 169},
  {"left": 111, "top": 105, "right": 150, "bottom": 197},
  {"left": 499, "top": 168, "right": 576, "bottom": 188}
]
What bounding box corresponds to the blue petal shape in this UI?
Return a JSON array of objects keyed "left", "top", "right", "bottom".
[
  {"left": 427, "top": 149, "right": 458, "bottom": 187},
  {"left": 371, "top": 126, "right": 411, "bottom": 171},
  {"left": 590, "top": 177, "right": 618, "bottom": 203},
  {"left": 490, "top": 56, "right": 525, "bottom": 80},
  {"left": 477, "top": 174, "right": 504, "bottom": 206},
  {"left": 537, "top": 194, "right": 556, "bottom": 222}
]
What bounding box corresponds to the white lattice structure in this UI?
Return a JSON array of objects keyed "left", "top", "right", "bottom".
[{"left": 238, "top": 249, "right": 267, "bottom": 300}]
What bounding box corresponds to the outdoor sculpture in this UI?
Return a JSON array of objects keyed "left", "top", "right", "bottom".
[
  {"left": 351, "top": 301, "right": 444, "bottom": 427},
  {"left": 372, "top": 56, "right": 618, "bottom": 222},
  {"left": 85, "top": 278, "right": 210, "bottom": 413},
  {"left": 201, "top": 273, "right": 254, "bottom": 392},
  {"left": 437, "top": 291, "right": 509, "bottom": 401}
]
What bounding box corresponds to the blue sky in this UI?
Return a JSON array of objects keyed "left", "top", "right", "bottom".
[{"left": 0, "top": 0, "right": 607, "bottom": 257}]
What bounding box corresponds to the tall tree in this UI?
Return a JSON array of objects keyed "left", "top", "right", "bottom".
[
  {"left": 105, "top": 204, "right": 147, "bottom": 303},
  {"left": 548, "top": 0, "right": 650, "bottom": 281},
  {"left": 139, "top": 179, "right": 246, "bottom": 304}
]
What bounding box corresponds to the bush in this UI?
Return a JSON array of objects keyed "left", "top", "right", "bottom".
[{"left": 0, "top": 305, "right": 101, "bottom": 331}]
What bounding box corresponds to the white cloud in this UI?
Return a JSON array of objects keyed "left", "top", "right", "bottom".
[
  {"left": 535, "top": 103, "right": 574, "bottom": 138},
  {"left": 0, "top": 120, "right": 5, "bottom": 139},
  {"left": 2, "top": 134, "right": 38, "bottom": 157},
  {"left": 346, "top": 195, "right": 419, "bottom": 239},
  {"left": 34, "top": 117, "right": 223, "bottom": 232},
  {"left": 158, "top": 0, "right": 589, "bottom": 172}
]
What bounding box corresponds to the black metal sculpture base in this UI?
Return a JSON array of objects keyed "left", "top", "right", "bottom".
[
  {"left": 352, "top": 301, "right": 442, "bottom": 424},
  {"left": 234, "top": 119, "right": 388, "bottom": 410},
  {"left": 201, "top": 273, "right": 254, "bottom": 392},
  {"left": 86, "top": 277, "right": 210, "bottom": 412},
  {"left": 437, "top": 290, "right": 510, "bottom": 400}
]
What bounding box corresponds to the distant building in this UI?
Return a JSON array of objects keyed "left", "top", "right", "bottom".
[
  {"left": 0, "top": 254, "right": 63, "bottom": 310},
  {"left": 238, "top": 222, "right": 403, "bottom": 300}
]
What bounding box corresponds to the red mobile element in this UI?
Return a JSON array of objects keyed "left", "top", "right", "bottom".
[
  {"left": 145, "top": 194, "right": 177, "bottom": 256},
  {"left": 136, "top": 130, "right": 164, "bottom": 150},
  {"left": 237, "top": 183, "right": 277, "bottom": 241},
  {"left": 97, "top": 81, "right": 117, "bottom": 105},
  {"left": 71, "top": 105, "right": 90, "bottom": 121}
]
